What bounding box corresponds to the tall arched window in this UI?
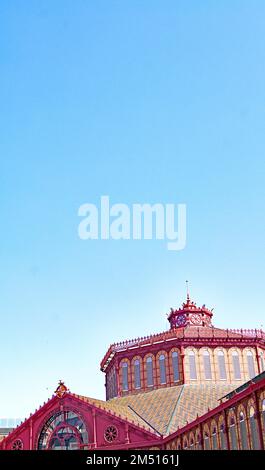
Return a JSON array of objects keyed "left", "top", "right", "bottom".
[
  {"left": 146, "top": 357, "right": 154, "bottom": 387},
  {"left": 172, "top": 351, "right": 180, "bottom": 382},
  {"left": 229, "top": 416, "right": 238, "bottom": 450},
  {"left": 247, "top": 351, "right": 255, "bottom": 379},
  {"left": 159, "top": 354, "right": 166, "bottom": 385},
  {"left": 260, "top": 353, "right": 265, "bottom": 372},
  {"left": 262, "top": 399, "right": 265, "bottom": 430},
  {"left": 195, "top": 431, "right": 202, "bottom": 450},
  {"left": 134, "top": 359, "right": 141, "bottom": 389},
  {"left": 203, "top": 350, "right": 212, "bottom": 380},
  {"left": 189, "top": 351, "right": 197, "bottom": 380},
  {"left": 112, "top": 368, "right": 117, "bottom": 398},
  {"left": 121, "top": 362, "right": 128, "bottom": 391},
  {"left": 204, "top": 430, "right": 210, "bottom": 450},
  {"left": 249, "top": 406, "right": 260, "bottom": 449},
  {"left": 211, "top": 425, "right": 218, "bottom": 449},
  {"left": 239, "top": 411, "right": 249, "bottom": 449},
  {"left": 107, "top": 368, "right": 116, "bottom": 399},
  {"left": 217, "top": 350, "right": 227, "bottom": 380},
  {"left": 219, "top": 423, "right": 227, "bottom": 450},
  {"left": 232, "top": 351, "right": 241, "bottom": 380}
]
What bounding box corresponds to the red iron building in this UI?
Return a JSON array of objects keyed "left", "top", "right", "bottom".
[{"left": 1, "top": 294, "right": 265, "bottom": 450}]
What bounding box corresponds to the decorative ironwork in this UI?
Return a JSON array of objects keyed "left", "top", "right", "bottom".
[
  {"left": 104, "top": 425, "right": 118, "bottom": 443},
  {"left": 11, "top": 439, "right": 23, "bottom": 450},
  {"left": 55, "top": 380, "right": 68, "bottom": 398},
  {"left": 38, "top": 410, "right": 88, "bottom": 450}
]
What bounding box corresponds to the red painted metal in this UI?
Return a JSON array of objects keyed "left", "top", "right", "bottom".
[{"left": 1, "top": 296, "right": 265, "bottom": 451}]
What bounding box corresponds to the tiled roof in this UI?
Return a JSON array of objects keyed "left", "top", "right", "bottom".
[
  {"left": 72, "top": 393, "right": 157, "bottom": 434},
  {"left": 167, "top": 383, "right": 237, "bottom": 433},
  {"left": 75, "top": 383, "right": 240, "bottom": 436},
  {"left": 109, "top": 386, "right": 183, "bottom": 435}
]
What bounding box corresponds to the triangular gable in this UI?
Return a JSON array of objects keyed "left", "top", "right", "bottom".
[{"left": 0, "top": 391, "right": 160, "bottom": 450}]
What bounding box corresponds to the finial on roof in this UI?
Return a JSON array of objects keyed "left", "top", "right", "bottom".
[
  {"left": 186, "top": 280, "right": 190, "bottom": 302},
  {"left": 55, "top": 380, "right": 68, "bottom": 398}
]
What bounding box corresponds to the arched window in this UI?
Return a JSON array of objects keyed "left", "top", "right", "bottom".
[
  {"left": 189, "top": 437, "right": 194, "bottom": 449},
  {"left": 107, "top": 368, "right": 116, "bottom": 399},
  {"left": 195, "top": 432, "right": 202, "bottom": 450},
  {"left": 262, "top": 399, "right": 265, "bottom": 430},
  {"left": 247, "top": 351, "right": 255, "bottom": 379},
  {"left": 113, "top": 368, "right": 117, "bottom": 396},
  {"left": 249, "top": 406, "right": 261, "bottom": 449},
  {"left": 229, "top": 416, "right": 238, "bottom": 450},
  {"left": 159, "top": 354, "right": 166, "bottom": 384},
  {"left": 183, "top": 438, "right": 188, "bottom": 450},
  {"left": 146, "top": 357, "right": 154, "bottom": 387},
  {"left": 204, "top": 430, "right": 210, "bottom": 450},
  {"left": 260, "top": 353, "right": 265, "bottom": 372},
  {"left": 134, "top": 359, "right": 141, "bottom": 389},
  {"left": 232, "top": 351, "right": 241, "bottom": 380},
  {"left": 172, "top": 351, "right": 180, "bottom": 382},
  {"left": 239, "top": 411, "right": 249, "bottom": 449},
  {"left": 189, "top": 351, "right": 197, "bottom": 380},
  {"left": 217, "top": 350, "right": 227, "bottom": 380},
  {"left": 121, "top": 362, "right": 128, "bottom": 391},
  {"left": 212, "top": 426, "right": 218, "bottom": 449},
  {"left": 219, "top": 423, "right": 227, "bottom": 450},
  {"left": 38, "top": 411, "right": 88, "bottom": 450},
  {"left": 203, "top": 350, "right": 212, "bottom": 380}
]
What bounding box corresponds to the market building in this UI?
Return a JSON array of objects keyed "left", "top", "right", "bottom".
[{"left": 1, "top": 294, "right": 265, "bottom": 450}]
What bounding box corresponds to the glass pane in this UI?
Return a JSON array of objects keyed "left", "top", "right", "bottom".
[
  {"left": 230, "top": 425, "right": 238, "bottom": 450},
  {"left": 134, "top": 360, "right": 141, "bottom": 389},
  {"left": 247, "top": 354, "right": 255, "bottom": 379},
  {"left": 232, "top": 354, "right": 241, "bottom": 380},
  {"left": 172, "top": 352, "right": 179, "bottom": 382},
  {"left": 122, "top": 363, "right": 128, "bottom": 391},
  {"left": 189, "top": 353, "right": 197, "bottom": 380},
  {"left": 261, "top": 354, "right": 265, "bottom": 372},
  {"left": 240, "top": 420, "right": 249, "bottom": 449},
  {"left": 146, "top": 358, "right": 153, "bottom": 386},
  {"left": 203, "top": 352, "right": 212, "bottom": 380},
  {"left": 212, "top": 433, "right": 217, "bottom": 449},
  {"left": 204, "top": 437, "right": 210, "bottom": 450},
  {"left": 250, "top": 416, "right": 261, "bottom": 450},
  {"left": 159, "top": 355, "right": 166, "bottom": 384},
  {"left": 218, "top": 353, "right": 227, "bottom": 380},
  {"left": 220, "top": 429, "right": 227, "bottom": 450}
]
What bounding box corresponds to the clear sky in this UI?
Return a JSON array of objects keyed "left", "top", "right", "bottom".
[{"left": 1, "top": 1, "right": 265, "bottom": 419}]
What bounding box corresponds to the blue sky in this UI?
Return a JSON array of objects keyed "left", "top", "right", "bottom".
[{"left": 1, "top": 1, "right": 265, "bottom": 418}]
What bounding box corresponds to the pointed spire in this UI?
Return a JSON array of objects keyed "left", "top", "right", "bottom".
[{"left": 186, "top": 280, "right": 190, "bottom": 303}]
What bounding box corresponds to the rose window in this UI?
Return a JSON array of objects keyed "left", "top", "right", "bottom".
[
  {"left": 11, "top": 439, "right": 23, "bottom": 450},
  {"left": 104, "top": 425, "right": 118, "bottom": 443}
]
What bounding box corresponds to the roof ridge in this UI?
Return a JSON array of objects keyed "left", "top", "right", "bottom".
[{"left": 165, "top": 385, "right": 185, "bottom": 435}]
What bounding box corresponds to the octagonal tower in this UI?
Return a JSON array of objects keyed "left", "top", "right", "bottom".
[{"left": 101, "top": 295, "right": 265, "bottom": 400}]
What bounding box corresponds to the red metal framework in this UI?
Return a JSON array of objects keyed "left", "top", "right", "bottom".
[{"left": 1, "top": 296, "right": 265, "bottom": 451}]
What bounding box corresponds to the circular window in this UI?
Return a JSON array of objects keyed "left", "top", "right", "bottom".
[
  {"left": 104, "top": 425, "right": 118, "bottom": 443},
  {"left": 11, "top": 439, "right": 23, "bottom": 450}
]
